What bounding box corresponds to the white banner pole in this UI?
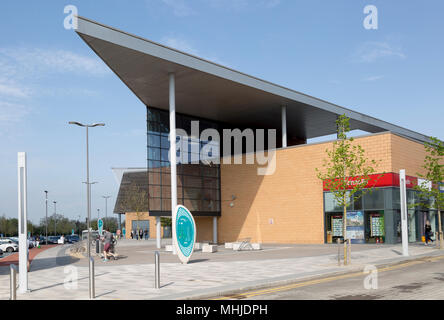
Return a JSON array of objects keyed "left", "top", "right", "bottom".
[
  {"left": 400, "top": 169, "right": 409, "bottom": 256},
  {"left": 17, "top": 152, "right": 29, "bottom": 293}
]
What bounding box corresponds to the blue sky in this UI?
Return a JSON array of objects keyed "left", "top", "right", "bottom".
[{"left": 0, "top": 0, "right": 443, "bottom": 223}]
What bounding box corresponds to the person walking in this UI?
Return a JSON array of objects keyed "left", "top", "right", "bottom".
[
  {"left": 425, "top": 220, "right": 434, "bottom": 245},
  {"left": 102, "top": 229, "right": 114, "bottom": 262},
  {"left": 139, "top": 229, "right": 143, "bottom": 241},
  {"left": 131, "top": 230, "right": 134, "bottom": 239}
]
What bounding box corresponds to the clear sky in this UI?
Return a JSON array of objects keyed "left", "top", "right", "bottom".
[{"left": 0, "top": 0, "right": 443, "bottom": 223}]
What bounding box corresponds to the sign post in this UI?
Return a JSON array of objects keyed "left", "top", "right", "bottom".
[
  {"left": 173, "top": 205, "right": 196, "bottom": 264},
  {"left": 400, "top": 169, "right": 409, "bottom": 256},
  {"left": 98, "top": 219, "right": 103, "bottom": 236},
  {"left": 17, "top": 152, "right": 29, "bottom": 293}
]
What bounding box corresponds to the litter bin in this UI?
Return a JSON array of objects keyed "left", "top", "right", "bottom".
[{"left": 95, "top": 239, "right": 104, "bottom": 254}]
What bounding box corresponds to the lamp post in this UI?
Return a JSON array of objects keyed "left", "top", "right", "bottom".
[
  {"left": 44, "top": 191, "right": 48, "bottom": 245},
  {"left": 53, "top": 201, "right": 57, "bottom": 236},
  {"left": 102, "top": 196, "right": 111, "bottom": 229},
  {"left": 69, "top": 121, "right": 104, "bottom": 300}
]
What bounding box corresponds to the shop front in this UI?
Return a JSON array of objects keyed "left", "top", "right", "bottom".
[{"left": 323, "top": 172, "right": 425, "bottom": 244}]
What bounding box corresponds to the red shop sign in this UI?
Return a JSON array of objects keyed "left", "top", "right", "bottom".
[{"left": 323, "top": 172, "right": 417, "bottom": 191}]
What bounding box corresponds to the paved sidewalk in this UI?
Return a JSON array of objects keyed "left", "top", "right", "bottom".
[{"left": 0, "top": 242, "right": 441, "bottom": 300}]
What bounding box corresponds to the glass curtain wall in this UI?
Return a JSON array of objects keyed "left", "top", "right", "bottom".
[{"left": 147, "top": 107, "right": 221, "bottom": 215}]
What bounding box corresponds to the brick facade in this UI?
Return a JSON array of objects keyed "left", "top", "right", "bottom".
[
  {"left": 123, "top": 132, "right": 427, "bottom": 245},
  {"left": 218, "top": 132, "right": 427, "bottom": 244}
]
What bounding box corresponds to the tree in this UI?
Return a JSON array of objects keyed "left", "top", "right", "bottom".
[
  {"left": 120, "top": 183, "right": 148, "bottom": 236},
  {"left": 316, "top": 115, "right": 382, "bottom": 264},
  {"left": 413, "top": 137, "right": 444, "bottom": 249}
]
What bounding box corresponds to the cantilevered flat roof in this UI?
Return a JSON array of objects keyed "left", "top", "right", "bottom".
[{"left": 75, "top": 16, "right": 429, "bottom": 143}]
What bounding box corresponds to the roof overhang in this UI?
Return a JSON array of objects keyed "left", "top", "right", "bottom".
[{"left": 75, "top": 16, "right": 429, "bottom": 143}]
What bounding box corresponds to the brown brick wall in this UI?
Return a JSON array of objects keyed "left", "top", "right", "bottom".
[{"left": 218, "top": 132, "right": 426, "bottom": 244}]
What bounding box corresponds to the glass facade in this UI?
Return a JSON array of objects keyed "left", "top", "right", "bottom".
[
  {"left": 324, "top": 187, "right": 443, "bottom": 244},
  {"left": 147, "top": 107, "right": 221, "bottom": 215}
]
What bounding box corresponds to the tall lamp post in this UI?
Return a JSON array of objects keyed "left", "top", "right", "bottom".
[
  {"left": 102, "top": 196, "right": 111, "bottom": 229},
  {"left": 44, "top": 190, "right": 48, "bottom": 245},
  {"left": 69, "top": 121, "right": 104, "bottom": 300},
  {"left": 53, "top": 201, "right": 57, "bottom": 236}
]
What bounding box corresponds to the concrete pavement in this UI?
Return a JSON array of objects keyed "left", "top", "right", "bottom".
[{"left": 0, "top": 240, "right": 442, "bottom": 300}]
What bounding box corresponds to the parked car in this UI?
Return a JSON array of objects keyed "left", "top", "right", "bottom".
[
  {"left": 0, "top": 240, "right": 19, "bottom": 253},
  {"left": 66, "top": 235, "right": 80, "bottom": 243},
  {"left": 47, "top": 236, "right": 60, "bottom": 244}
]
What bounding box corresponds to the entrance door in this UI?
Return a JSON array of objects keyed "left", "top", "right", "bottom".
[{"left": 132, "top": 220, "right": 150, "bottom": 239}]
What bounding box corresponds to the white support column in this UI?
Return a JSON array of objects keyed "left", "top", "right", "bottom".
[
  {"left": 169, "top": 73, "right": 177, "bottom": 255},
  {"left": 281, "top": 106, "right": 287, "bottom": 148},
  {"left": 400, "top": 169, "right": 409, "bottom": 256},
  {"left": 17, "top": 152, "right": 29, "bottom": 293},
  {"left": 156, "top": 216, "right": 161, "bottom": 249},
  {"left": 213, "top": 217, "right": 218, "bottom": 244}
]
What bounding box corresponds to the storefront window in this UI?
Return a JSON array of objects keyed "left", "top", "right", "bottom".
[
  {"left": 365, "top": 211, "right": 385, "bottom": 243},
  {"left": 363, "top": 189, "right": 384, "bottom": 210},
  {"left": 324, "top": 192, "right": 352, "bottom": 212}
]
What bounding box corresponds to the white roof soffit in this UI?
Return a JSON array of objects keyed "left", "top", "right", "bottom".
[{"left": 75, "top": 16, "right": 429, "bottom": 144}]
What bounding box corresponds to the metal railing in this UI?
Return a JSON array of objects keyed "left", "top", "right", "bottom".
[{"left": 10, "top": 264, "right": 17, "bottom": 300}]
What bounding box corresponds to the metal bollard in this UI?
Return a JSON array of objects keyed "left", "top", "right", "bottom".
[
  {"left": 10, "top": 264, "right": 17, "bottom": 300},
  {"left": 155, "top": 251, "right": 160, "bottom": 289},
  {"left": 89, "top": 257, "right": 95, "bottom": 299},
  {"left": 347, "top": 239, "right": 351, "bottom": 265},
  {"left": 337, "top": 238, "right": 341, "bottom": 266}
]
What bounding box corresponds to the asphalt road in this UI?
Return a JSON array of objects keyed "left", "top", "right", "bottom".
[{"left": 217, "top": 255, "right": 444, "bottom": 300}]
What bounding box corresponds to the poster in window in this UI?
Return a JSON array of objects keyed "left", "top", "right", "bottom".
[
  {"left": 346, "top": 211, "right": 365, "bottom": 244},
  {"left": 332, "top": 216, "right": 343, "bottom": 237}
]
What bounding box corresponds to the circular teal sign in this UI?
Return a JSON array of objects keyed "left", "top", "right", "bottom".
[{"left": 176, "top": 206, "right": 195, "bottom": 259}]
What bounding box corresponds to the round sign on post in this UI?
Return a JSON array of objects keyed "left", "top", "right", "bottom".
[
  {"left": 98, "top": 219, "right": 103, "bottom": 236},
  {"left": 173, "top": 205, "right": 196, "bottom": 264}
]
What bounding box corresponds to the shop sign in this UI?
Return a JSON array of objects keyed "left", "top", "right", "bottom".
[
  {"left": 174, "top": 205, "right": 196, "bottom": 264},
  {"left": 323, "top": 173, "right": 418, "bottom": 191}
]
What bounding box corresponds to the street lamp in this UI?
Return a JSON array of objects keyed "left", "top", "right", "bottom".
[
  {"left": 53, "top": 201, "right": 57, "bottom": 236},
  {"left": 69, "top": 121, "right": 104, "bottom": 300},
  {"left": 102, "top": 196, "right": 111, "bottom": 229},
  {"left": 44, "top": 190, "right": 48, "bottom": 245}
]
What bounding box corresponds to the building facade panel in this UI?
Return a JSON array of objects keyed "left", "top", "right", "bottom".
[{"left": 218, "top": 132, "right": 427, "bottom": 244}]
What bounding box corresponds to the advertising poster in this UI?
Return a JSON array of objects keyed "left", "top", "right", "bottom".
[
  {"left": 332, "top": 216, "right": 343, "bottom": 237},
  {"left": 346, "top": 211, "right": 365, "bottom": 244}
]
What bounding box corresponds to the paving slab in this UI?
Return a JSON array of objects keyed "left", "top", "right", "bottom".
[{"left": 0, "top": 240, "right": 440, "bottom": 300}]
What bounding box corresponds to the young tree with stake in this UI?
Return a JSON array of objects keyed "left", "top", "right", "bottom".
[{"left": 316, "top": 115, "right": 382, "bottom": 264}]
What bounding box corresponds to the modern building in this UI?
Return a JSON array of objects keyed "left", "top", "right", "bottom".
[{"left": 75, "top": 16, "right": 442, "bottom": 245}]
